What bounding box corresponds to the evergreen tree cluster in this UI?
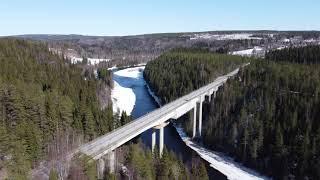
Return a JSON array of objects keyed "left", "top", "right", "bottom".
[
  {"left": 266, "top": 45, "right": 320, "bottom": 64},
  {"left": 68, "top": 142, "right": 209, "bottom": 180},
  {"left": 203, "top": 61, "right": 320, "bottom": 179},
  {"left": 125, "top": 142, "right": 208, "bottom": 180},
  {"left": 144, "top": 48, "right": 249, "bottom": 104},
  {"left": 0, "top": 39, "right": 113, "bottom": 178}
]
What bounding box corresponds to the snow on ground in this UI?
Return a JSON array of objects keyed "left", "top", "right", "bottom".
[
  {"left": 277, "top": 46, "right": 287, "bottom": 50},
  {"left": 146, "top": 84, "right": 162, "bottom": 106},
  {"left": 111, "top": 66, "right": 145, "bottom": 115},
  {"left": 190, "top": 33, "right": 262, "bottom": 41},
  {"left": 70, "top": 57, "right": 83, "bottom": 64},
  {"left": 113, "top": 66, "right": 145, "bottom": 78},
  {"left": 107, "top": 63, "right": 147, "bottom": 71},
  {"left": 282, "top": 38, "right": 291, "bottom": 43},
  {"left": 111, "top": 81, "right": 135, "bottom": 115},
  {"left": 88, "top": 58, "right": 111, "bottom": 65},
  {"left": 175, "top": 126, "right": 270, "bottom": 180},
  {"left": 231, "top": 47, "right": 264, "bottom": 57},
  {"left": 70, "top": 57, "right": 111, "bottom": 65},
  {"left": 231, "top": 49, "right": 255, "bottom": 56},
  {"left": 108, "top": 66, "right": 118, "bottom": 71}
]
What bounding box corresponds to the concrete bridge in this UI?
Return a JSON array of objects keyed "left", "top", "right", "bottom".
[{"left": 77, "top": 64, "right": 248, "bottom": 176}]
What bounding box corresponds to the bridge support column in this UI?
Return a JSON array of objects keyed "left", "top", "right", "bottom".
[
  {"left": 153, "top": 122, "right": 169, "bottom": 157},
  {"left": 207, "top": 95, "right": 211, "bottom": 103},
  {"left": 96, "top": 150, "right": 115, "bottom": 179},
  {"left": 106, "top": 150, "right": 115, "bottom": 174},
  {"left": 193, "top": 105, "right": 197, "bottom": 138},
  {"left": 159, "top": 126, "right": 164, "bottom": 157},
  {"left": 152, "top": 128, "right": 156, "bottom": 153},
  {"left": 198, "top": 96, "right": 203, "bottom": 137},
  {"left": 97, "top": 158, "right": 105, "bottom": 179}
]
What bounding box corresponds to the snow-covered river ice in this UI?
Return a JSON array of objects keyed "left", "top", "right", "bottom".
[{"left": 111, "top": 66, "right": 269, "bottom": 180}]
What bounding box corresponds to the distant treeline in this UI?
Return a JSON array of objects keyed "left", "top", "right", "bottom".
[{"left": 266, "top": 45, "right": 320, "bottom": 64}]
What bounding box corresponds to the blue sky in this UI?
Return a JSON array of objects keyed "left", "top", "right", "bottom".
[{"left": 0, "top": 0, "right": 319, "bottom": 36}]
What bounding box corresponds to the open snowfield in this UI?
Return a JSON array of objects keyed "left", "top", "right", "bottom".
[{"left": 111, "top": 66, "right": 145, "bottom": 115}]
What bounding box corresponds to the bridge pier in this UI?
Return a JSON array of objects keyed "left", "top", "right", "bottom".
[
  {"left": 106, "top": 150, "right": 115, "bottom": 174},
  {"left": 96, "top": 150, "right": 115, "bottom": 179},
  {"left": 198, "top": 96, "right": 203, "bottom": 137},
  {"left": 153, "top": 122, "right": 169, "bottom": 157},
  {"left": 207, "top": 95, "right": 211, "bottom": 103},
  {"left": 159, "top": 126, "right": 164, "bottom": 157},
  {"left": 152, "top": 128, "right": 156, "bottom": 153},
  {"left": 193, "top": 105, "right": 197, "bottom": 138},
  {"left": 97, "top": 158, "right": 105, "bottom": 179}
]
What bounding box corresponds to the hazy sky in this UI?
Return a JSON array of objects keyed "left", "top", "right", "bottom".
[{"left": 0, "top": 0, "right": 319, "bottom": 36}]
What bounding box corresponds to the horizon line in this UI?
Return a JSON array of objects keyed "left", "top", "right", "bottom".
[{"left": 2, "top": 29, "right": 320, "bottom": 38}]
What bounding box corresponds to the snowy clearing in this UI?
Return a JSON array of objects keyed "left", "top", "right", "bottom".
[{"left": 230, "top": 47, "right": 264, "bottom": 57}]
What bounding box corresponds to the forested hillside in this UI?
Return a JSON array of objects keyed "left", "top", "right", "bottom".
[
  {"left": 0, "top": 39, "right": 113, "bottom": 178},
  {"left": 203, "top": 61, "right": 320, "bottom": 179},
  {"left": 143, "top": 47, "right": 320, "bottom": 179},
  {"left": 266, "top": 45, "right": 320, "bottom": 64},
  {"left": 0, "top": 39, "right": 210, "bottom": 179},
  {"left": 144, "top": 48, "right": 249, "bottom": 104}
]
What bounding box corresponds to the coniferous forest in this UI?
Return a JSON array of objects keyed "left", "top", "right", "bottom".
[
  {"left": 0, "top": 39, "right": 114, "bottom": 178},
  {"left": 265, "top": 45, "right": 320, "bottom": 64},
  {"left": 144, "top": 48, "right": 249, "bottom": 104},
  {"left": 144, "top": 47, "right": 320, "bottom": 179}
]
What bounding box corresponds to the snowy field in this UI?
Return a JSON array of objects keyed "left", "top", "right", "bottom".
[{"left": 111, "top": 66, "right": 145, "bottom": 115}]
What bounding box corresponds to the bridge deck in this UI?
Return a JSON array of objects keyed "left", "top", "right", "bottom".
[{"left": 78, "top": 66, "right": 245, "bottom": 159}]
